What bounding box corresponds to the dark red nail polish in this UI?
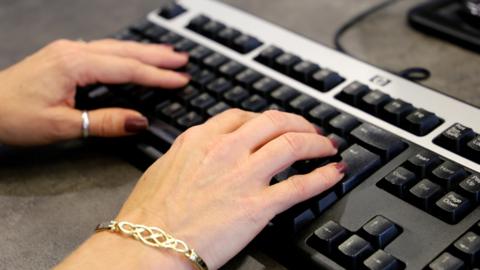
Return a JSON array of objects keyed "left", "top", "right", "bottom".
[
  {"left": 328, "top": 136, "right": 339, "bottom": 149},
  {"left": 335, "top": 162, "right": 347, "bottom": 174},
  {"left": 125, "top": 116, "right": 149, "bottom": 133},
  {"left": 314, "top": 125, "right": 325, "bottom": 135}
]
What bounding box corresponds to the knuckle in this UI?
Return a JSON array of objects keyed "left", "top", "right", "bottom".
[
  {"left": 262, "top": 110, "right": 287, "bottom": 128},
  {"left": 47, "top": 40, "right": 86, "bottom": 74},
  {"left": 281, "top": 133, "right": 304, "bottom": 158},
  {"left": 289, "top": 177, "right": 308, "bottom": 200}
]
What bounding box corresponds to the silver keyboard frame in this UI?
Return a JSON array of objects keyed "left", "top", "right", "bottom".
[{"left": 147, "top": 0, "right": 479, "bottom": 173}]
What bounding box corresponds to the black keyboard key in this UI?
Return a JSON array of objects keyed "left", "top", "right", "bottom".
[
  {"left": 187, "top": 14, "right": 211, "bottom": 32},
  {"left": 272, "top": 167, "right": 298, "bottom": 184},
  {"left": 255, "top": 45, "right": 284, "bottom": 66},
  {"left": 435, "top": 123, "right": 475, "bottom": 153},
  {"left": 190, "top": 93, "right": 216, "bottom": 112},
  {"left": 189, "top": 46, "right": 213, "bottom": 63},
  {"left": 308, "top": 104, "right": 340, "bottom": 126},
  {"left": 328, "top": 114, "right": 361, "bottom": 137},
  {"left": 337, "top": 235, "right": 374, "bottom": 270},
  {"left": 435, "top": 191, "right": 471, "bottom": 223},
  {"left": 292, "top": 61, "right": 320, "bottom": 82},
  {"left": 217, "top": 27, "right": 241, "bottom": 46},
  {"left": 309, "top": 69, "right": 345, "bottom": 92},
  {"left": 144, "top": 25, "right": 168, "bottom": 40},
  {"left": 203, "top": 53, "right": 229, "bottom": 70},
  {"left": 459, "top": 174, "right": 480, "bottom": 203},
  {"left": 409, "top": 179, "right": 444, "bottom": 211},
  {"left": 241, "top": 95, "right": 268, "bottom": 112},
  {"left": 177, "top": 85, "right": 200, "bottom": 103},
  {"left": 360, "top": 90, "right": 392, "bottom": 115},
  {"left": 224, "top": 86, "right": 250, "bottom": 105},
  {"left": 130, "top": 19, "right": 153, "bottom": 34},
  {"left": 159, "top": 31, "right": 182, "bottom": 44},
  {"left": 159, "top": 3, "right": 186, "bottom": 19},
  {"left": 431, "top": 161, "right": 467, "bottom": 189},
  {"left": 252, "top": 77, "right": 280, "bottom": 96},
  {"left": 235, "top": 69, "right": 262, "bottom": 87},
  {"left": 274, "top": 53, "right": 301, "bottom": 74},
  {"left": 191, "top": 69, "right": 216, "bottom": 88},
  {"left": 338, "top": 144, "right": 382, "bottom": 195},
  {"left": 466, "top": 135, "right": 480, "bottom": 163},
  {"left": 112, "top": 29, "right": 142, "bottom": 41},
  {"left": 270, "top": 85, "right": 300, "bottom": 106},
  {"left": 406, "top": 150, "right": 442, "bottom": 178},
  {"left": 350, "top": 123, "right": 407, "bottom": 161},
  {"left": 206, "top": 77, "right": 233, "bottom": 97},
  {"left": 381, "top": 99, "right": 414, "bottom": 126},
  {"left": 232, "top": 34, "right": 262, "bottom": 53},
  {"left": 159, "top": 102, "right": 187, "bottom": 120},
  {"left": 184, "top": 63, "right": 201, "bottom": 76},
  {"left": 337, "top": 81, "right": 370, "bottom": 106},
  {"left": 174, "top": 38, "right": 197, "bottom": 52},
  {"left": 176, "top": 111, "right": 204, "bottom": 129},
  {"left": 360, "top": 216, "right": 400, "bottom": 249},
  {"left": 201, "top": 20, "right": 226, "bottom": 38},
  {"left": 381, "top": 167, "right": 417, "bottom": 197},
  {"left": 289, "top": 94, "right": 319, "bottom": 115},
  {"left": 207, "top": 102, "right": 230, "bottom": 117},
  {"left": 219, "top": 61, "right": 245, "bottom": 78},
  {"left": 327, "top": 133, "right": 349, "bottom": 152},
  {"left": 265, "top": 103, "right": 284, "bottom": 111},
  {"left": 452, "top": 232, "right": 480, "bottom": 266},
  {"left": 403, "top": 108, "right": 442, "bottom": 136},
  {"left": 308, "top": 220, "right": 349, "bottom": 255},
  {"left": 428, "top": 252, "right": 465, "bottom": 270},
  {"left": 363, "top": 250, "right": 403, "bottom": 270}
]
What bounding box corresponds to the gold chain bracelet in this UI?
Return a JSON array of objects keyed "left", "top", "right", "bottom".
[{"left": 95, "top": 220, "right": 208, "bottom": 270}]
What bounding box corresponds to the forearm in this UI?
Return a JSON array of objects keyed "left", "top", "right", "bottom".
[{"left": 55, "top": 232, "right": 193, "bottom": 270}]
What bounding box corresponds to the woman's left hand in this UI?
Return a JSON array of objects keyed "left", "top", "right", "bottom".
[{"left": 0, "top": 39, "right": 190, "bottom": 146}]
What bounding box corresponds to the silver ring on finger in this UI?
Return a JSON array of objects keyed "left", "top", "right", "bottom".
[{"left": 81, "top": 111, "right": 90, "bottom": 139}]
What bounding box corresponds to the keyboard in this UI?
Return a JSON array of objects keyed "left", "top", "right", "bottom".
[{"left": 75, "top": 1, "right": 480, "bottom": 269}]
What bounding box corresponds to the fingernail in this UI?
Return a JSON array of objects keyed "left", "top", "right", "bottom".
[
  {"left": 335, "top": 162, "right": 347, "bottom": 174},
  {"left": 124, "top": 116, "right": 149, "bottom": 133},
  {"left": 328, "top": 136, "right": 339, "bottom": 149},
  {"left": 314, "top": 125, "right": 325, "bottom": 135}
]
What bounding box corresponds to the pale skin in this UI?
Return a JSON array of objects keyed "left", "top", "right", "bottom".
[{"left": 0, "top": 39, "right": 345, "bottom": 270}]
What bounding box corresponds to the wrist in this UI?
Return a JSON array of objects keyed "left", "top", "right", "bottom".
[{"left": 56, "top": 230, "right": 194, "bottom": 270}]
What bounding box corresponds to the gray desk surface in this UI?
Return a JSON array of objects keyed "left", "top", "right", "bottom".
[{"left": 0, "top": 1, "right": 479, "bottom": 269}]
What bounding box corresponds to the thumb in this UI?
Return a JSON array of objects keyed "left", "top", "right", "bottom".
[{"left": 87, "top": 108, "right": 149, "bottom": 137}]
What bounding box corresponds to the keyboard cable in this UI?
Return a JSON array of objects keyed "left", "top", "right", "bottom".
[{"left": 333, "top": 0, "right": 431, "bottom": 82}]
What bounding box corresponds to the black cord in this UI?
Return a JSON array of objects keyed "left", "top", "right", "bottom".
[{"left": 333, "top": 0, "right": 431, "bottom": 82}]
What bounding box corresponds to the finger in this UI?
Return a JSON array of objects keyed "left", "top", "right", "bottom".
[
  {"left": 265, "top": 163, "right": 346, "bottom": 215},
  {"left": 202, "top": 109, "right": 258, "bottom": 134},
  {"left": 246, "top": 133, "right": 337, "bottom": 181},
  {"left": 87, "top": 39, "right": 189, "bottom": 69},
  {"left": 87, "top": 108, "right": 149, "bottom": 137},
  {"left": 231, "top": 110, "right": 319, "bottom": 151},
  {"left": 73, "top": 52, "right": 190, "bottom": 88}
]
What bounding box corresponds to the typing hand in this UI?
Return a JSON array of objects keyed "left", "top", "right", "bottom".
[
  {"left": 0, "top": 39, "right": 189, "bottom": 145},
  {"left": 113, "top": 109, "right": 345, "bottom": 269}
]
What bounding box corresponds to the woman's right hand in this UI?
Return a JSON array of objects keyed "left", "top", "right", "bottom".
[{"left": 57, "top": 109, "right": 345, "bottom": 270}]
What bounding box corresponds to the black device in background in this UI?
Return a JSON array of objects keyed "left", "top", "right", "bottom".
[{"left": 408, "top": 0, "right": 480, "bottom": 53}]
